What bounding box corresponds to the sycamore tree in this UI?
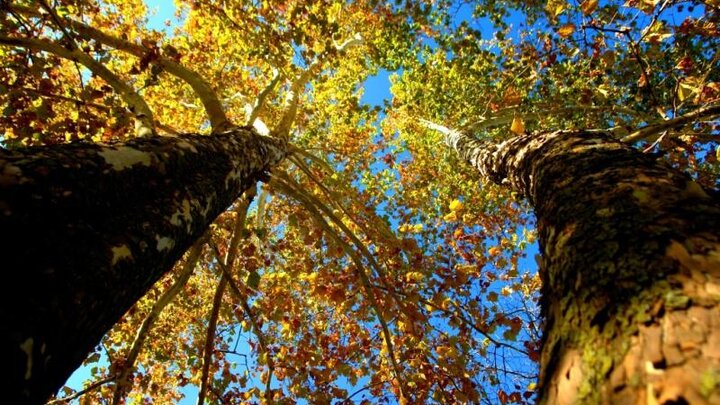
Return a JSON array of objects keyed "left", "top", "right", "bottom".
[{"left": 1, "top": 0, "right": 719, "bottom": 404}]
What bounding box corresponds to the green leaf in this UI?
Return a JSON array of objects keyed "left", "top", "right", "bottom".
[{"left": 246, "top": 270, "right": 261, "bottom": 290}]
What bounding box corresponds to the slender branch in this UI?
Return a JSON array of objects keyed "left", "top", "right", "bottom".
[
  {"left": 273, "top": 34, "right": 363, "bottom": 138},
  {"left": 288, "top": 153, "right": 399, "bottom": 247},
  {"left": 209, "top": 242, "right": 276, "bottom": 402},
  {"left": 9, "top": 4, "right": 230, "bottom": 132},
  {"left": 371, "top": 283, "right": 529, "bottom": 356},
  {"left": 196, "top": 275, "right": 227, "bottom": 405},
  {"left": 37, "top": 0, "right": 79, "bottom": 50},
  {"left": 196, "top": 188, "right": 257, "bottom": 404},
  {"left": 0, "top": 35, "right": 155, "bottom": 136},
  {"left": 46, "top": 376, "right": 115, "bottom": 405},
  {"left": 268, "top": 175, "right": 407, "bottom": 399},
  {"left": 462, "top": 104, "right": 639, "bottom": 134},
  {"left": 621, "top": 103, "right": 720, "bottom": 143},
  {"left": 247, "top": 68, "right": 280, "bottom": 126},
  {"left": 8, "top": 87, "right": 110, "bottom": 112},
  {"left": 582, "top": 24, "right": 659, "bottom": 107},
  {"left": 36, "top": 0, "right": 88, "bottom": 94},
  {"left": 111, "top": 239, "right": 206, "bottom": 404}
]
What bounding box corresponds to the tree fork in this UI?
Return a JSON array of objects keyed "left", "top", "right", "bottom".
[
  {"left": 452, "top": 129, "right": 720, "bottom": 404},
  {"left": 0, "top": 127, "right": 286, "bottom": 403}
]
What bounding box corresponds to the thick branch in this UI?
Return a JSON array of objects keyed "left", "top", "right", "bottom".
[
  {"left": 0, "top": 35, "right": 155, "bottom": 136},
  {"left": 9, "top": 4, "right": 230, "bottom": 132},
  {"left": 273, "top": 34, "right": 363, "bottom": 138}
]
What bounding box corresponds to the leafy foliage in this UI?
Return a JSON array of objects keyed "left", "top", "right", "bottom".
[{"left": 1, "top": 0, "right": 718, "bottom": 403}]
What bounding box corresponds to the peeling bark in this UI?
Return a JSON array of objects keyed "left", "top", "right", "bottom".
[
  {"left": 0, "top": 127, "right": 286, "bottom": 403},
  {"left": 451, "top": 130, "right": 720, "bottom": 404}
]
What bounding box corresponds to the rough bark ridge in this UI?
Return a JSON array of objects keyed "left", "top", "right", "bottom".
[
  {"left": 452, "top": 130, "right": 720, "bottom": 404},
  {"left": 0, "top": 127, "right": 286, "bottom": 403}
]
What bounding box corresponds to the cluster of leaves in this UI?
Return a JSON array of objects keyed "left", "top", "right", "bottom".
[{"left": 2, "top": 0, "right": 719, "bottom": 404}]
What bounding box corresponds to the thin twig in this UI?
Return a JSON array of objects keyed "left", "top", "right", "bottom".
[
  {"left": 269, "top": 175, "right": 407, "bottom": 399},
  {"left": 621, "top": 103, "right": 720, "bottom": 143},
  {"left": 46, "top": 376, "right": 116, "bottom": 404},
  {"left": 273, "top": 34, "right": 363, "bottom": 138}
]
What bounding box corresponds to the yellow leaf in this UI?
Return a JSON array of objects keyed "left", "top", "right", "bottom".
[
  {"left": 488, "top": 246, "right": 502, "bottom": 256},
  {"left": 678, "top": 78, "right": 700, "bottom": 101},
  {"left": 581, "top": 0, "right": 598, "bottom": 15},
  {"left": 443, "top": 211, "right": 457, "bottom": 222},
  {"left": 405, "top": 272, "right": 424, "bottom": 283},
  {"left": 558, "top": 23, "right": 576, "bottom": 38},
  {"left": 449, "top": 199, "right": 464, "bottom": 212},
  {"left": 510, "top": 117, "right": 525, "bottom": 135},
  {"left": 545, "top": 0, "right": 567, "bottom": 18}
]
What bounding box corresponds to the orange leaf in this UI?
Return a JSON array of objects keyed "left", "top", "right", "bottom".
[
  {"left": 581, "top": 0, "right": 598, "bottom": 15},
  {"left": 558, "top": 23, "right": 575, "bottom": 38}
]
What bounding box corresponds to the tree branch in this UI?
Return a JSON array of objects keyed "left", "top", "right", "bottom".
[
  {"left": 9, "top": 4, "right": 231, "bottom": 132},
  {"left": 46, "top": 376, "right": 115, "bottom": 405},
  {"left": 268, "top": 174, "right": 408, "bottom": 399},
  {"left": 247, "top": 68, "right": 281, "bottom": 126},
  {"left": 196, "top": 274, "right": 227, "bottom": 405},
  {"left": 621, "top": 103, "right": 720, "bottom": 143},
  {"left": 111, "top": 238, "right": 207, "bottom": 404},
  {"left": 273, "top": 34, "right": 363, "bottom": 138},
  {"left": 0, "top": 35, "right": 155, "bottom": 136},
  {"left": 197, "top": 188, "right": 257, "bottom": 403}
]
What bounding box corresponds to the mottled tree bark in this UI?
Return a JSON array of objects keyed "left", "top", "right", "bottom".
[
  {"left": 0, "top": 127, "right": 286, "bottom": 403},
  {"left": 449, "top": 129, "right": 720, "bottom": 404}
]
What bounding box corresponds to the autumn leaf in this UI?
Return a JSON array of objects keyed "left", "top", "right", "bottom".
[
  {"left": 449, "top": 199, "right": 464, "bottom": 212},
  {"left": 581, "top": 0, "right": 598, "bottom": 15},
  {"left": 557, "top": 23, "right": 575, "bottom": 38},
  {"left": 510, "top": 117, "right": 525, "bottom": 135},
  {"left": 545, "top": 0, "right": 567, "bottom": 19},
  {"left": 678, "top": 77, "right": 701, "bottom": 101}
]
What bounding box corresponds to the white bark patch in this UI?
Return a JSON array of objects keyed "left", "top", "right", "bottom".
[
  {"left": 156, "top": 235, "right": 175, "bottom": 252},
  {"left": 111, "top": 245, "right": 133, "bottom": 266},
  {"left": 201, "top": 194, "right": 215, "bottom": 218},
  {"left": 98, "top": 147, "right": 152, "bottom": 171},
  {"left": 177, "top": 140, "right": 198, "bottom": 153},
  {"left": 20, "top": 337, "right": 33, "bottom": 380},
  {"left": 169, "top": 199, "right": 193, "bottom": 232}
]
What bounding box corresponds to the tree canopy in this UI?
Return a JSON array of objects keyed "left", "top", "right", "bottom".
[{"left": 1, "top": 0, "right": 719, "bottom": 403}]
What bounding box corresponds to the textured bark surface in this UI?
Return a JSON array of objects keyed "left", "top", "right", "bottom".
[
  {"left": 0, "top": 127, "right": 286, "bottom": 403},
  {"left": 451, "top": 130, "right": 720, "bottom": 404}
]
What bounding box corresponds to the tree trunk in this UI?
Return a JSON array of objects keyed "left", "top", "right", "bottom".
[
  {"left": 450, "top": 129, "right": 720, "bottom": 404},
  {"left": 0, "top": 127, "right": 286, "bottom": 403}
]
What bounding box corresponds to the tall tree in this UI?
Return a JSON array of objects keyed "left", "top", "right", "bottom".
[
  {"left": 424, "top": 122, "right": 720, "bottom": 404},
  {"left": 1, "top": 127, "right": 286, "bottom": 403},
  {"left": 2, "top": 0, "right": 720, "bottom": 404}
]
